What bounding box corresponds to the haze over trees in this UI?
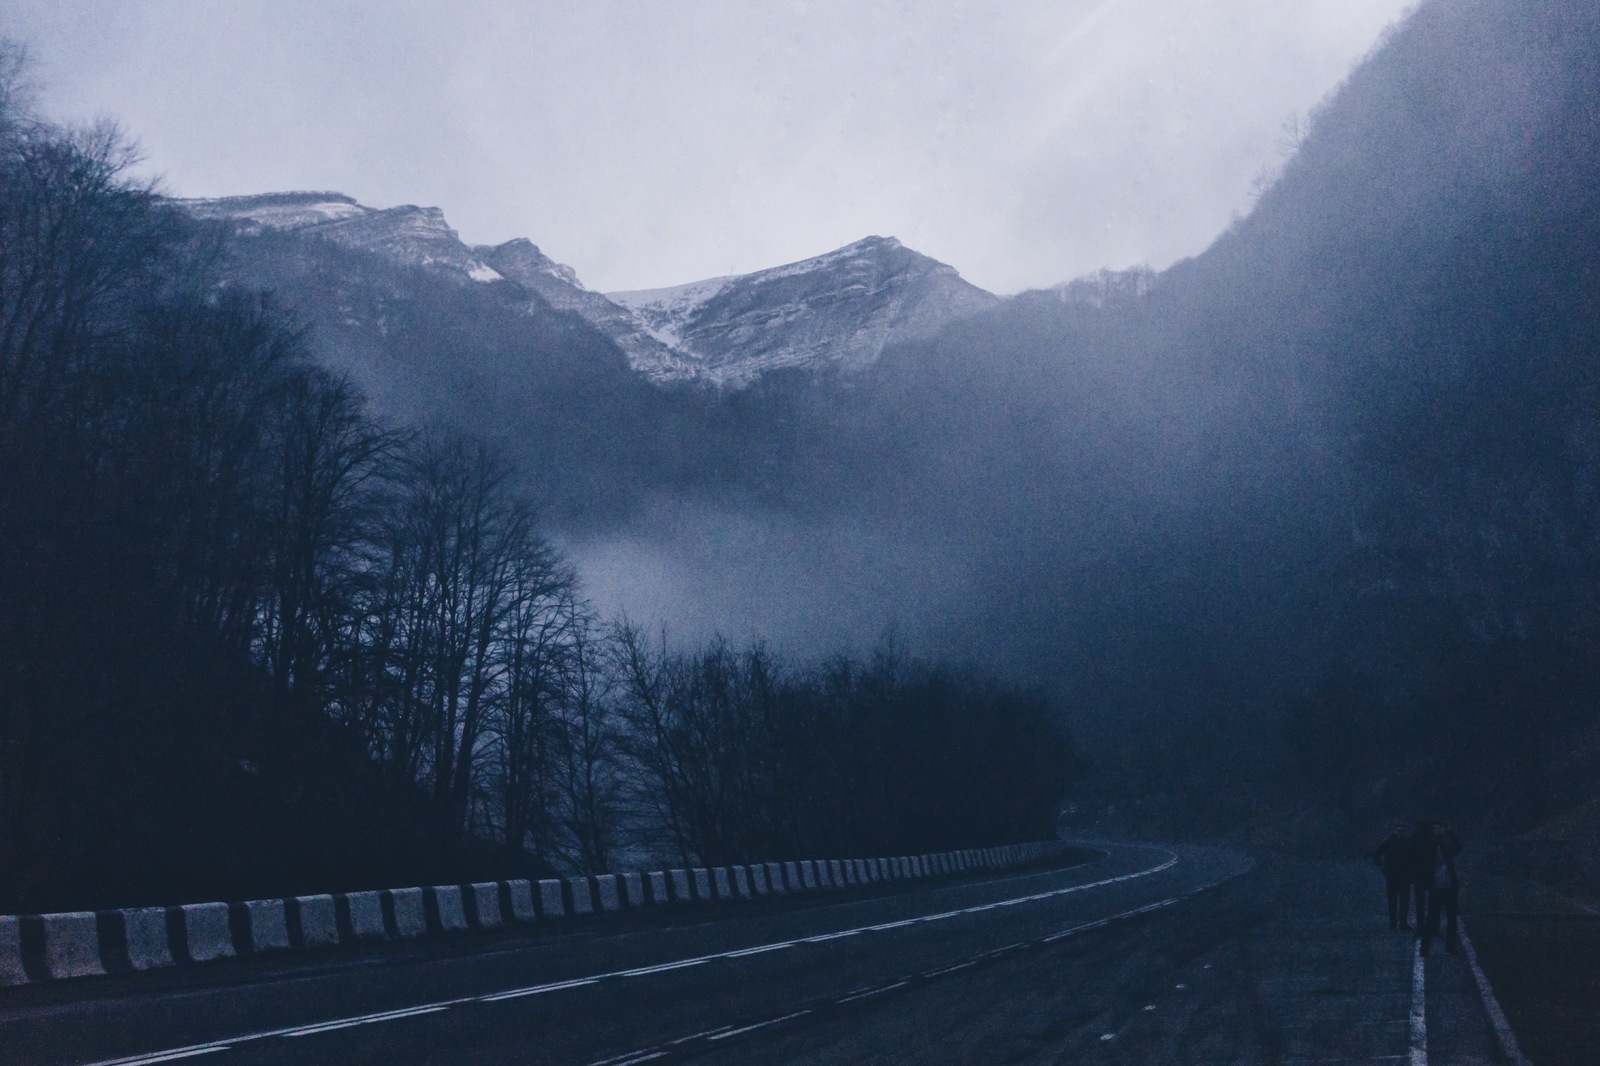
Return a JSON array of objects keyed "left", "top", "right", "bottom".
[
  {"left": 840, "top": 0, "right": 1600, "bottom": 847},
  {"left": 2, "top": 0, "right": 1596, "bottom": 908},
  {"left": 0, "top": 42, "right": 1072, "bottom": 912},
  {"left": 224, "top": 0, "right": 1595, "bottom": 856}
]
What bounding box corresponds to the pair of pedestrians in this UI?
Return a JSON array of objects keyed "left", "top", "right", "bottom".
[{"left": 1372, "top": 820, "right": 1460, "bottom": 955}]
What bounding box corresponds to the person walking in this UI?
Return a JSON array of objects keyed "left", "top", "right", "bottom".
[
  {"left": 1418, "top": 821, "right": 1462, "bottom": 956},
  {"left": 1372, "top": 824, "right": 1413, "bottom": 930},
  {"left": 1436, "top": 823, "right": 1462, "bottom": 950},
  {"left": 1408, "top": 819, "right": 1434, "bottom": 936}
]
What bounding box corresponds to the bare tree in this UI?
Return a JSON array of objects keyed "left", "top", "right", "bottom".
[
  {"left": 257, "top": 370, "right": 397, "bottom": 723},
  {"left": 361, "top": 430, "right": 573, "bottom": 839},
  {"left": 550, "top": 617, "right": 624, "bottom": 873},
  {"left": 492, "top": 581, "right": 572, "bottom": 864}
]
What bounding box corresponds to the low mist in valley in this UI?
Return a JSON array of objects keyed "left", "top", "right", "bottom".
[
  {"left": 545, "top": 0, "right": 1600, "bottom": 854},
  {"left": 2, "top": 0, "right": 1598, "bottom": 913}
]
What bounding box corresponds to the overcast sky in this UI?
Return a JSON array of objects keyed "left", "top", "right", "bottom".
[{"left": 5, "top": 1, "right": 1411, "bottom": 294}]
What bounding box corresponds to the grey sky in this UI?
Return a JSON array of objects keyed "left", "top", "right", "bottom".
[{"left": 4, "top": 1, "right": 1410, "bottom": 294}]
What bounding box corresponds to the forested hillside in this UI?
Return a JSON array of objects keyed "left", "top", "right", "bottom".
[
  {"left": 0, "top": 50, "right": 1072, "bottom": 912},
  {"left": 4, "top": 0, "right": 1593, "bottom": 910},
  {"left": 831, "top": 0, "right": 1600, "bottom": 845}
]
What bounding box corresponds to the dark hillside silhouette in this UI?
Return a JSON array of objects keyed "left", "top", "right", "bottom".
[
  {"left": 840, "top": 0, "right": 1600, "bottom": 837},
  {"left": 182, "top": 0, "right": 1600, "bottom": 852},
  {"left": 161, "top": 0, "right": 1600, "bottom": 849},
  {"left": 0, "top": 47, "right": 1074, "bottom": 910},
  {"left": 7, "top": 0, "right": 1596, "bottom": 911}
]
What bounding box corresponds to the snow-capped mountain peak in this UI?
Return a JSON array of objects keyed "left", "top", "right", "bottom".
[
  {"left": 480, "top": 238, "right": 585, "bottom": 291},
  {"left": 601, "top": 235, "right": 997, "bottom": 385},
  {"left": 179, "top": 193, "right": 997, "bottom": 387},
  {"left": 181, "top": 192, "right": 506, "bottom": 285},
  {"left": 181, "top": 191, "right": 368, "bottom": 230}
]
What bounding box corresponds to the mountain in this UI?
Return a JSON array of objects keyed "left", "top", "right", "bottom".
[
  {"left": 476, "top": 237, "right": 697, "bottom": 381},
  {"left": 181, "top": 193, "right": 997, "bottom": 388},
  {"left": 184, "top": 192, "right": 507, "bottom": 281},
  {"left": 602, "top": 236, "right": 999, "bottom": 386},
  {"left": 828, "top": 0, "right": 1600, "bottom": 836},
  {"left": 181, "top": 193, "right": 672, "bottom": 522},
  {"left": 167, "top": 0, "right": 1600, "bottom": 843}
]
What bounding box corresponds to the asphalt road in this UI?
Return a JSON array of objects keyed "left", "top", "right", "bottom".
[
  {"left": 0, "top": 842, "right": 1255, "bottom": 1066},
  {"left": 1469, "top": 915, "right": 1600, "bottom": 1065}
]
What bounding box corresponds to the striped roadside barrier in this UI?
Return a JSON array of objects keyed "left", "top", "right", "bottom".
[{"left": 0, "top": 840, "right": 1074, "bottom": 987}]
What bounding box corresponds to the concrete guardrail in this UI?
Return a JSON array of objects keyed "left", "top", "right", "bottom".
[{"left": 0, "top": 840, "right": 1071, "bottom": 987}]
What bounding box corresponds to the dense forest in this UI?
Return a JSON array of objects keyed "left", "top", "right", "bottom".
[{"left": 0, "top": 46, "right": 1073, "bottom": 913}]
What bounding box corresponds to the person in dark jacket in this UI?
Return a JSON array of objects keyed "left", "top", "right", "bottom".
[
  {"left": 1408, "top": 819, "right": 1434, "bottom": 935},
  {"left": 1418, "top": 821, "right": 1462, "bottom": 956},
  {"left": 1372, "top": 824, "right": 1413, "bottom": 930}
]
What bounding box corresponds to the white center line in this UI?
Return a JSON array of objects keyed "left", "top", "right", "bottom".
[
  {"left": 478, "top": 976, "right": 600, "bottom": 1002},
  {"left": 616, "top": 958, "right": 708, "bottom": 977},
  {"left": 723, "top": 941, "right": 796, "bottom": 957},
  {"left": 579, "top": 885, "right": 1238, "bottom": 1066},
  {"left": 706, "top": 1010, "right": 813, "bottom": 1040},
  {"left": 281, "top": 1004, "right": 450, "bottom": 1036}
]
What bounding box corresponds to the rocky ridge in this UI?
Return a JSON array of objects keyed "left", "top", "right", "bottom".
[
  {"left": 607, "top": 236, "right": 999, "bottom": 386},
  {"left": 179, "top": 192, "right": 998, "bottom": 387}
]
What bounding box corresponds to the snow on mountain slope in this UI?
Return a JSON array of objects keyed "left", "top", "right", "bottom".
[
  {"left": 609, "top": 276, "right": 734, "bottom": 351},
  {"left": 477, "top": 238, "right": 701, "bottom": 382},
  {"left": 182, "top": 192, "right": 505, "bottom": 283},
  {"left": 181, "top": 192, "right": 368, "bottom": 230},
  {"left": 181, "top": 194, "right": 999, "bottom": 387},
  {"left": 607, "top": 237, "right": 999, "bottom": 386}
]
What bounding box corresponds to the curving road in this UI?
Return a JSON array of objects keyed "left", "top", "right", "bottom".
[{"left": 0, "top": 843, "right": 1252, "bottom": 1066}]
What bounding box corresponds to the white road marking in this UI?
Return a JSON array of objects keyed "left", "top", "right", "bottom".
[
  {"left": 797, "top": 928, "right": 863, "bottom": 943},
  {"left": 477, "top": 976, "right": 600, "bottom": 1002},
  {"left": 83, "top": 1040, "right": 238, "bottom": 1065},
  {"left": 838, "top": 979, "right": 902, "bottom": 998},
  {"left": 280, "top": 1004, "right": 450, "bottom": 1036},
  {"left": 581, "top": 884, "right": 1230, "bottom": 1066},
  {"left": 921, "top": 960, "right": 979, "bottom": 977},
  {"left": 1458, "top": 924, "right": 1530, "bottom": 1066},
  {"left": 707, "top": 1010, "right": 813, "bottom": 1040},
  {"left": 82, "top": 1043, "right": 227, "bottom": 1064},
  {"left": 1042, "top": 895, "right": 1178, "bottom": 941},
  {"left": 558, "top": 1047, "right": 666, "bottom": 1066},
  {"left": 77, "top": 848, "right": 1181, "bottom": 1066},
  {"left": 616, "top": 958, "right": 707, "bottom": 977},
  {"left": 1409, "top": 946, "right": 1427, "bottom": 1066},
  {"left": 722, "top": 941, "right": 794, "bottom": 957}
]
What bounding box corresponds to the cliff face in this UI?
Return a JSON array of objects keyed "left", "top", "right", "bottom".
[
  {"left": 478, "top": 237, "right": 698, "bottom": 381},
  {"left": 183, "top": 192, "right": 505, "bottom": 280}
]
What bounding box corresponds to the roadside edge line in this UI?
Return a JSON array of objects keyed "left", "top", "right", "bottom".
[
  {"left": 1458, "top": 922, "right": 1531, "bottom": 1066},
  {"left": 1409, "top": 945, "right": 1427, "bottom": 1066}
]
